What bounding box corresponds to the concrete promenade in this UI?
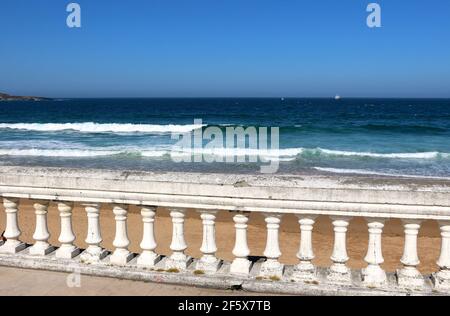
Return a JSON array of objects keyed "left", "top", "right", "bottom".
[{"left": 0, "top": 266, "right": 263, "bottom": 296}]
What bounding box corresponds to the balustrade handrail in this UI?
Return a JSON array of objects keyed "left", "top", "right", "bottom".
[{"left": 1, "top": 166, "right": 450, "bottom": 220}]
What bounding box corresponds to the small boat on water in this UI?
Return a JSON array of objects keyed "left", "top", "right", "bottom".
[{"left": 334, "top": 95, "right": 341, "bottom": 100}]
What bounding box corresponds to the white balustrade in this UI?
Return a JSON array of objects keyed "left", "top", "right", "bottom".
[
  {"left": 259, "top": 214, "right": 284, "bottom": 278},
  {"left": 397, "top": 220, "right": 425, "bottom": 289},
  {"left": 3, "top": 166, "right": 450, "bottom": 295},
  {"left": 29, "top": 200, "right": 54, "bottom": 256},
  {"left": 55, "top": 202, "right": 80, "bottom": 259},
  {"left": 291, "top": 215, "right": 317, "bottom": 282},
  {"left": 230, "top": 213, "right": 252, "bottom": 275},
  {"left": 80, "top": 203, "right": 108, "bottom": 264},
  {"left": 1, "top": 197, "right": 450, "bottom": 294},
  {"left": 196, "top": 210, "right": 222, "bottom": 272},
  {"left": 110, "top": 204, "right": 133, "bottom": 265},
  {"left": 432, "top": 221, "right": 450, "bottom": 291},
  {"left": 165, "top": 209, "right": 192, "bottom": 270},
  {"left": 328, "top": 216, "right": 351, "bottom": 283},
  {"left": 137, "top": 206, "right": 161, "bottom": 268},
  {"left": 0, "top": 198, "right": 26, "bottom": 254},
  {"left": 361, "top": 218, "right": 386, "bottom": 287}
]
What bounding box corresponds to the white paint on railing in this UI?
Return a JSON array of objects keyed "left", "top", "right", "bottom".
[
  {"left": 0, "top": 198, "right": 26, "bottom": 254},
  {"left": 329, "top": 216, "right": 351, "bottom": 283},
  {"left": 197, "top": 211, "right": 221, "bottom": 272},
  {"left": 230, "top": 214, "right": 252, "bottom": 275},
  {"left": 292, "top": 215, "right": 317, "bottom": 281},
  {"left": 80, "top": 203, "right": 107, "bottom": 263},
  {"left": 56, "top": 202, "right": 80, "bottom": 259},
  {"left": 259, "top": 214, "right": 284, "bottom": 278},
  {"left": 111, "top": 205, "right": 133, "bottom": 266},
  {"left": 137, "top": 207, "right": 160, "bottom": 268},
  {"left": 362, "top": 218, "right": 386, "bottom": 287},
  {"left": 30, "top": 201, "right": 54, "bottom": 256},
  {"left": 433, "top": 221, "right": 450, "bottom": 291},
  {"left": 166, "top": 209, "right": 192, "bottom": 270},
  {"left": 398, "top": 220, "right": 424, "bottom": 288}
]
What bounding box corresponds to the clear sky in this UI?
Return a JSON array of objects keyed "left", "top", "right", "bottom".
[{"left": 1, "top": 0, "right": 449, "bottom": 98}]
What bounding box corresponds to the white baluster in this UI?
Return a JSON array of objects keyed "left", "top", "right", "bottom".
[
  {"left": 165, "top": 209, "right": 192, "bottom": 270},
  {"left": 29, "top": 200, "right": 55, "bottom": 256},
  {"left": 230, "top": 213, "right": 252, "bottom": 275},
  {"left": 110, "top": 204, "right": 133, "bottom": 265},
  {"left": 396, "top": 219, "right": 425, "bottom": 289},
  {"left": 259, "top": 214, "right": 284, "bottom": 278},
  {"left": 55, "top": 202, "right": 80, "bottom": 259},
  {"left": 362, "top": 218, "right": 387, "bottom": 287},
  {"left": 80, "top": 203, "right": 107, "bottom": 264},
  {"left": 432, "top": 221, "right": 450, "bottom": 291},
  {"left": 196, "top": 210, "right": 222, "bottom": 273},
  {"left": 137, "top": 206, "right": 161, "bottom": 268},
  {"left": 292, "top": 215, "right": 317, "bottom": 282},
  {"left": 328, "top": 216, "right": 351, "bottom": 283},
  {"left": 0, "top": 198, "right": 26, "bottom": 254}
]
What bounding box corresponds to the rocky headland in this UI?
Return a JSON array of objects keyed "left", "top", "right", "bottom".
[{"left": 0, "top": 92, "right": 51, "bottom": 101}]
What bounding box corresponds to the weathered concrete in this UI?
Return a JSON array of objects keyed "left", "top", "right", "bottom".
[
  {"left": 1, "top": 166, "right": 450, "bottom": 220},
  {"left": 0, "top": 248, "right": 444, "bottom": 296},
  {"left": 1, "top": 166, "right": 450, "bottom": 295},
  {"left": 0, "top": 266, "right": 261, "bottom": 296}
]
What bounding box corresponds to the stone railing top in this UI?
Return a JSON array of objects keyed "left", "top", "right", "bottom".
[
  {"left": 1, "top": 166, "right": 450, "bottom": 219},
  {"left": 1, "top": 165, "right": 450, "bottom": 190}
]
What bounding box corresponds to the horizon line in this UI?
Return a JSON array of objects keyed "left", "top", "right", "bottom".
[{"left": 52, "top": 96, "right": 450, "bottom": 100}]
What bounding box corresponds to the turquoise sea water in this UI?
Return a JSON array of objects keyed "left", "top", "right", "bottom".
[{"left": 1, "top": 98, "right": 450, "bottom": 177}]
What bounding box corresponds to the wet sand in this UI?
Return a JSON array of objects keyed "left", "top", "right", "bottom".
[{"left": 0, "top": 201, "right": 442, "bottom": 274}]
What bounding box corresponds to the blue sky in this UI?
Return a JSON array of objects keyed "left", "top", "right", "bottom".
[{"left": 0, "top": 0, "right": 449, "bottom": 98}]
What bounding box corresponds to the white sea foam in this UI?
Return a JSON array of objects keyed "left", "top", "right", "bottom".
[
  {"left": 317, "top": 148, "right": 445, "bottom": 159},
  {"left": 0, "top": 149, "right": 120, "bottom": 157},
  {"left": 178, "top": 147, "right": 450, "bottom": 160},
  {"left": 313, "top": 167, "right": 450, "bottom": 180},
  {"left": 167, "top": 147, "right": 302, "bottom": 160},
  {"left": 0, "top": 122, "right": 205, "bottom": 133},
  {"left": 140, "top": 150, "right": 170, "bottom": 157},
  {"left": 0, "top": 143, "right": 448, "bottom": 161}
]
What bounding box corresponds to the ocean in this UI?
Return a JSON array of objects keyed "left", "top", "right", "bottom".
[{"left": 1, "top": 98, "right": 450, "bottom": 177}]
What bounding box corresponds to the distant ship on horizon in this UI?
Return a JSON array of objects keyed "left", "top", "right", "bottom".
[{"left": 334, "top": 95, "right": 341, "bottom": 100}]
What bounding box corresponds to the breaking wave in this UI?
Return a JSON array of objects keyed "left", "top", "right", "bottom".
[
  {"left": 0, "top": 149, "right": 120, "bottom": 157},
  {"left": 313, "top": 167, "right": 450, "bottom": 179},
  {"left": 0, "top": 122, "right": 205, "bottom": 133},
  {"left": 0, "top": 146, "right": 449, "bottom": 160},
  {"left": 312, "top": 148, "right": 449, "bottom": 159}
]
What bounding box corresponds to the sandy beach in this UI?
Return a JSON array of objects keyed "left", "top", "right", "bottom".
[{"left": 0, "top": 200, "right": 441, "bottom": 275}]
